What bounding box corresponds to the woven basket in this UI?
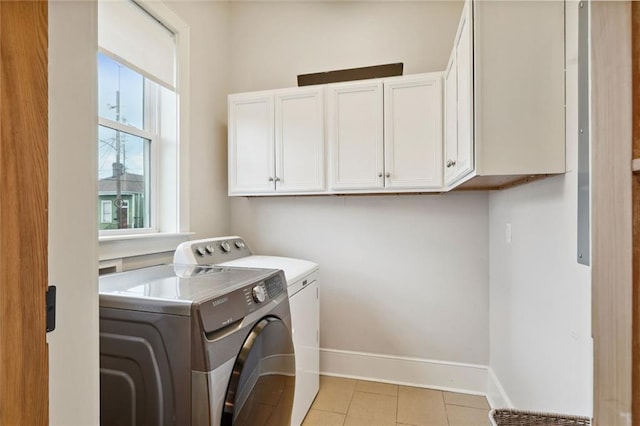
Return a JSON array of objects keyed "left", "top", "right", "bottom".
[{"left": 489, "top": 409, "right": 592, "bottom": 426}]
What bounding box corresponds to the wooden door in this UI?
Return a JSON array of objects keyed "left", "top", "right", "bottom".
[
  {"left": 591, "top": 2, "right": 633, "bottom": 425},
  {"left": 633, "top": 3, "right": 640, "bottom": 424},
  {"left": 0, "top": 1, "right": 49, "bottom": 424},
  {"left": 327, "top": 80, "right": 384, "bottom": 191}
]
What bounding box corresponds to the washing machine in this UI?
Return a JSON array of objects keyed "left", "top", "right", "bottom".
[
  {"left": 174, "top": 237, "right": 319, "bottom": 426},
  {"left": 99, "top": 263, "right": 295, "bottom": 426}
]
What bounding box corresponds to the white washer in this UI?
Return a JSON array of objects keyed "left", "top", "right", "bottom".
[{"left": 175, "top": 236, "right": 319, "bottom": 426}]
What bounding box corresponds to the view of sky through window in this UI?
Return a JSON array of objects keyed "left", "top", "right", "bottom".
[
  {"left": 98, "top": 52, "right": 151, "bottom": 230},
  {"left": 98, "top": 53, "right": 146, "bottom": 180}
]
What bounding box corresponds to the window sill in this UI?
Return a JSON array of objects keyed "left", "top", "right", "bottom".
[{"left": 99, "top": 232, "right": 194, "bottom": 261}]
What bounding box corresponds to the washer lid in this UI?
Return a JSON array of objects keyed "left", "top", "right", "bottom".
[
  {"left": 218, "top": 255, "right": 318, "bottom": 285},
  {"left": 99, "top": 264, "right": 279, "bottom": 315}
]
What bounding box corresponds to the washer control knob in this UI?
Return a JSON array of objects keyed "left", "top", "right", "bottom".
[
  {"left": 220, "top": 241, "right": 231, "bottom": 252},
  {"left": 205, "top": 244, "right": 215, "bottom": 254},
  {"left": 252, "top": 285, "right": 267, "bottom": 304},
  {"left": 195, "top": 246, "right": 207, "bottom": 257},
  {"left": 235, "top": 241, "right": 245, "bottom": 249}
]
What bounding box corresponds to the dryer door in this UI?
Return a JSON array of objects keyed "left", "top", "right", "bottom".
[{"left": 222, "top": 316, "right": 295, "bottom": 426}]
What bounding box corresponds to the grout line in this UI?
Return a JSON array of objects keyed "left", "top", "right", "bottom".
[
  {"left": 445, "top": 402, "right": 491, "bottom": 410},
  {"left": 395, "top": 385, "right": 399, "bottom": 425},
  {"left": 441, "top": 390, "right": 451, "bottom": 426},
  {"left": 342, "top": 384, "right": 357, "bottom": 425}
]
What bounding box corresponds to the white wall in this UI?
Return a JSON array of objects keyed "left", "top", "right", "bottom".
[
  {"left": 229, "top": 1, "right": 463, "bottom": 92},
  {"left": 232, "top": 194, "right": 489, "bottom": 364},
  {"left": 228, "top": 2, "right": 490, "bottom": 389},
  {"left": 487, "top": 1, "right": 592, "bottom": 416},
  {"left": 48, "top": 1, "right": 100, "bottom": 424},
  {"left": 166, "top": 1, "right": 231, "bottom": 238}
]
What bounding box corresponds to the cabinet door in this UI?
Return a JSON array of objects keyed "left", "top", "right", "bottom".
[
  {"left": 289, "top": 281, "right": 320, "bottom": 426},
  {"left": 454, "top": 0, "right": 474, "bottom": 180},
  {"left": 444, "top": 51, "right": 459, "bottom": 185},
  {"left": 327, "top": 81, "right": 384, "bottom": 191},
  {"left": 228, "top": 92, "right": 275, "bottom": 195},
  {"left": 275, "top": 87, "right": 325, "bottom": 193},
  {"left": 444, "top": 0, "right": 474, "bottom": 186},
  {"left": 384, "top": 74, "right": 443, "bottom": 190}
]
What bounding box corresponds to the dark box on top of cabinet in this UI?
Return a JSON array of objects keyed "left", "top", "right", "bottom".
[{"left": 297, "top": 62, "right": 403, "bottom": 86}]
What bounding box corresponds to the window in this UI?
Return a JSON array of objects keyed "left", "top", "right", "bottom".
[
  {"left": 98, "top": 53, "right": 155, "bottom": 230},
  {"left": 98, "top": 0, "right": 186, "bottom": 236},
  {"left": 101, "top": 200, "right": 113, "bottom": 223}
]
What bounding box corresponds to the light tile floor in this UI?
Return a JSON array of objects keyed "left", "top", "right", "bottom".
[{"left": 302, "top": 376, "right": 490, "bottom": 426}]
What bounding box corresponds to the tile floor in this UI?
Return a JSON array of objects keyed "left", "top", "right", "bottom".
[{"left": 302, "top": 376, "right": 490, "bottom": 426}]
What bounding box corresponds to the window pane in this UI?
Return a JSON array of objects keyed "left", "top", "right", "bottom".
[
  {"left": 98, "top": 52, "right": 144, "bottom": 130},
  {"left": 101, "top": 200, "right": 113, "bottom": 223},
  {"left": 98, "top": 125, "right": 150, "bottom": 230}
]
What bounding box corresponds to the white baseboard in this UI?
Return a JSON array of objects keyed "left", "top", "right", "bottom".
[
  {"left": 486, "top": 367, "right": 513, "bottom": 409},
  {"left": 320, "top": 348, "right": 490, "bottom": 398}
]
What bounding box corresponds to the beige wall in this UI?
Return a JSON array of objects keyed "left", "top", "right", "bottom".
[
  {"left": 166, "top": 1, "right": 232, "bottom": 238},
  {"left": 487, "top": 1, "right": 592, "bottom": 416},
  {"left": 229, "top": 1, "right": 463, "bottom": 92},
  {"left": 228, "top": 2, "right": 491, "bottom": 369}
]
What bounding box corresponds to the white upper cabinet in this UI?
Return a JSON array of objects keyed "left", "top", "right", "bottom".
[
  {"left": 327, "top": 74, "right": 443, "bottom": 193},
  {"left": 444, "top": 0, "right": 473, "bottom": 186},
  {"left": 384, "top": 74, "right": 443, "bottom": 190},
  {"left": 443, "top": 0, "right": 565, "bottom": 190},
  {"left": 275, "top": 87, "right": 325, "bottom": 193},
  {"left": 228, "top": 0, "right": 566, "bottom": 195},
  {"left": 228, "top": 86, "right": 324, "bottom": 195},
  {"left": 472, "top": 0, "right": 565, "bottom": 178},
  {"left": 228, "top": 92, "right": 275, "bottom": 195},
  {"left": 327, "top": 80, "right": 384, "bottom": 191}
]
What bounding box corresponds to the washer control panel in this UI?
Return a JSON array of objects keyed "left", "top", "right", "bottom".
[
  {"left": 175, "top": 236, "right": 253, "bottom": 265},
  {"left": 198, "top": 270, "right": 286, "bottom": 333}
]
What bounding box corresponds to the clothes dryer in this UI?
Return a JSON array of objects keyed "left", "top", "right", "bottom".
[
  {"left": 174, "top": 237, "right": 319, "bottom": 426},
  {"left": 99, "top": 264, "right": 294, "bottom": 426}
]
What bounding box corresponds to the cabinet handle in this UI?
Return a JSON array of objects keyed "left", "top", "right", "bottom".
[
  {"left": 378, "top": 172, "right": 383, "bottom": 177},
  {"left": 268, "top": 177, "right": 274, "bottom": 182},
  {"left": 385, "top": 172, "right": 391, "bottom": 178},
  {"left": 446, "top": 160, "right": 457, "bottom": 168},
  {"left": 275, "top": 177, "right": 281, "bottom": 182}
]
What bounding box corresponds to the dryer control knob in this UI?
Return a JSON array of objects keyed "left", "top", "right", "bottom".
[
  {"left": 220, "top": 241, "right": 231, "bottom": 252},
  {"left": 195, "top": 246, "right": 207, "bottom": 257},
  {"left": 205, "top": 244, "right": 215, "bottom": 254},
  {"left": 235, "top": 241, "right": 245, "bottom": 249},
  {"left": 252, "top": 285, "right": 267, "bottom": 304}
]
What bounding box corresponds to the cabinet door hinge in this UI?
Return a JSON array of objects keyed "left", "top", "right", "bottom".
[{"left": 46, "top": 285, "right": 56, "bottom": 333}]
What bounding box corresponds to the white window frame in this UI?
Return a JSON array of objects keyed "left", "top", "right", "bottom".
[
  {"left": 98, "top": 111, "right": 158, "bottom": 235},
  {"left": 98, "top": 0, "right": 192, "bottom": 259},
  {"left": 101, "top": 200, "right": 113, "bottom": 223}
]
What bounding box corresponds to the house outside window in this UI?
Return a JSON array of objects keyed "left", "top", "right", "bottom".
[{"left": 98, "top": 0, "right": 186, "bottom": 236}]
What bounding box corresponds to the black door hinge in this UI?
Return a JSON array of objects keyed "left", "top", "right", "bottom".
[{"left": 46, "top": 285, "right": 56, "bottom": 333}]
